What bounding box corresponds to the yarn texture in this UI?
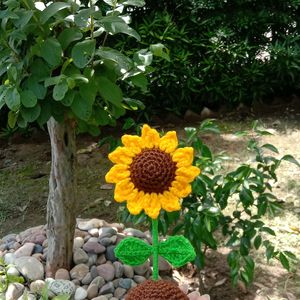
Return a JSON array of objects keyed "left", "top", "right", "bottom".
[
  {"left": 105, "top": 124, "right": 200, "bottom": 219},
  {"left": 125, "top": 280, "right": 189, "bottom": 300}
]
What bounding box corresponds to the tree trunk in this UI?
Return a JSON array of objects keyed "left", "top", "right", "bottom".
[{"left": 46, "top": 117, "right": 77, "bottom": 277}]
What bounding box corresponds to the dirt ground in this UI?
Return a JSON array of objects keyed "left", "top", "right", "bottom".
[{"left": 0, "top": 102, "right": 299, "bottom": 300}]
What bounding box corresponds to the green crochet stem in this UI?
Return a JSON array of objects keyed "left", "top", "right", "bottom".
[{"left": 152, "top": 218, "right": 159, "bottom": 280}]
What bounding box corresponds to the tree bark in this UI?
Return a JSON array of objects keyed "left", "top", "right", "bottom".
[{"left": 46, "top": 117, "right": 77, "bottom": 277}]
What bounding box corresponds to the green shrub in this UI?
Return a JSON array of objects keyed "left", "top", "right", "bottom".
[{"left": 120, "top": 0, "right": 300, "bottom": 112}]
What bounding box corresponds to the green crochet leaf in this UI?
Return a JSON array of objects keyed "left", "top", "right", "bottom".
[
  {"left": 158, "top": 235, "right": 196, "bottom": 268},
  {"left": 114, "top": 237, "right": 152, "bottom": 266}
]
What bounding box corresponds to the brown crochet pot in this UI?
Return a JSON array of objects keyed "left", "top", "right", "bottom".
[{"left": 126, "top": 279, "right": 188, "bottom": 300}]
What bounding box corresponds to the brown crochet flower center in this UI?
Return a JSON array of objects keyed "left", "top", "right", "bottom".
[{"left": 130, "top": 148, "right": 177, "bottom": 194}]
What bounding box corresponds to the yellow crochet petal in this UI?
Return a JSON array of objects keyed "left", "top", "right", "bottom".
[
  {"left": 175, "top": 166, "right": 200, "bottom": 183},
  {"left": 172, "top": 147, "right": 194, "bottom": 168},
  {"left": 105, "top": 164, "right": 130, "bottom": 183},
  {"left": 170, "top": 180, "right": 192, "bottom": 198},
  {"left": 108, "top": 147, "right": 134, "bottom": 165},
  {"left": 159, "top": 131, "right": 178, "bottom": 153},
  {"left": 141, "top": 124, "right": 160, "bottom": 148},
  {"left": 114, "top": 178, "right": 135, "bottom": 202},
  {"left": 144, "top": 193, "right": 161, "bottom": 219},
  {"left": 121, "top": 135, "right": 143, "bottom": 154},
  {"left": 159, "top": 191, "right": 181, "bottom": 212},
  {"left": 127, "top": 191, "right": 145, "bottom": 215}
]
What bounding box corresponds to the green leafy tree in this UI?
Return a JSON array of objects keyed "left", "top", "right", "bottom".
[{"left": 0, "top": 0, "right": 162, "bottom": 276}]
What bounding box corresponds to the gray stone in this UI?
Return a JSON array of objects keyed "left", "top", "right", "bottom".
[
  {"left": 74, "top": 287, "right": 88, "bottom": 300},
  {"left": 33, "top": 244, "right": 43, "bottom": 254},
  {"left": 48, "top": 279, "right": 76, "bottom": 296},
  {"left": 96, "top": 254, "right": 106, "bottom": 265},
  {"left": 1, "top": 233, "right": 17, "bottom": 243},
  {"left": 91, "top": 276, "right": 105, "bottom": 289},
  {"left": 87, "top": 253, "right": 98, "bottom": 266},
  {"left": 15, "top": 256, "right": 44, "bottom": 281},
  {"left": 123, "top": 265, "right": 134, "bottom": 278},
  {"left": 90, "top": 266, "right": 98, "bottom": 279},
  {"left": 119, "top": 278, "right": 132, "bottom": 290},
  {"left": 112, "top": 279, "right": 120, "bottom": 288},
  {"left": 91, "top": 296, "right": 107, "bottom": 300},
  {"left": 77, "top": 218, "right": 107, "bottom": 231},
  {"left": 99, "top": 282, "right": 114, "bottom": 295},
  {"left": 123, "top": 228, "right": 146, "bottom": 238},
  {"left": 73, "top": 237, "right": 84, "bottom": 250},
  {"left": 105, "top": 245, "right": 116, "bottom": 262},
  {"left": 97, "top": 264, "right": 115, "bottom": 281},
  {"left": 73, "top": 248, "right": 89, "bottom": 264},
  {"left": 14, "top": 243, "right": 35, "bottom": 258},
  {"left": 133, "top": 275, "right": 146, "bottom": 283},
  {"left": 88, "top": 228, "right": 99, "bottom": 237},
  {"left": 5, "top": 283, "right": 24, "bottom": 300},
  {"left": 55, "top": 268, "right": 70, "bottom": 280},
  {"left": 99, "top": 237, "right": 113, "bottom": 247},
  {"left": 83, "top": 241, "right": 105, "bottom": 254},
  {"left": 113, "top": 261, "right": 123, "bottom": 278},
  {"left": 133, "top": 261, "right": 150, "bottom": 276},
  {"left": 98, "top": 227, "right": 117, "bottom": 239},
  {"left": 7, "top": 266, "right": 20, "bottom": 277},
  {"left": 4, "top": 253, "right": 16, "bottom": 265},
  {"left": 18, "top": 292, "right": 36, "bottom": 300},
  {"left": 29, "top": 280, "right": 45, "bottom": 294},
  {"left": 114, "top": 287, "right": 126, "bottom": 298},
  {"left": 82, "top": 272, "right": 93, "bottom": 285},
  {"left": 87, "top": 283, "right": 98, "bottom": 299},
  {"left": 70, "top": 264, "right": 89, "bottom": 281}
]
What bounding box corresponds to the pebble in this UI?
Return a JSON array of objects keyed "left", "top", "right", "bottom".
[
  {"left": 55, "top": 268, "right": 70, "bottom": 280},
  {"left": 15, "top": 256, "right": 44, "bottom": 281},
  {"left": 113, "top": 261, "right": 123, "bottom": 278},
  {"left": 15, "top": 243, "right": 35, "bottom": 258},
  {"left": 133, "top": 275, "right": 146, "bottom": 283},
  {"left": 123, "top": 228, "right": 146, "bottom": 238},
  {"left": 88, "top": 253, "right": 98, "bottom": 266},
  {"left": 70, "top": 264, "right": 89, "bottom": 281},
  {"left": 114, "top": 287, "right": 126, "bottom": 298},
  {"left": 30, "top": 280, "right": 46, "bottom": 294},
  {"left": 91, "top": 296, "right": 107, "bottom": 300},
  {"left": 119, "top": 278, "right": 132, "bottom": 289},
  {"left": 105, "top": 245, "right": 116, "bottom": 262},
  {"left": 99, "top": 237, "right": 113, "bottom": 247},
  {"left": 90, "top": 266, "right": 98, "bottom": 279},
  {"left": 98, "top": 227, "right": 117, "bottom": 239},
  {"left": 83, "top": 241, "right": 105, "bottom": 254},
  {"left": 91, "top": 276, "right": 105, "bottom": 289},
  {"left": 123, "top": 265, "right": 134, "bottom": 278},
  {"left": 74, "top": 286, "right": 88, "bottom": 300},
  {"left": 133, "top": 261, "right": 150, "bottom": 276},
  {"left": 5, "top": 283, "right": 24, "bottom": 300},
  {"left": 73, "top": 248, "right": 89, "bottom": 264},
  {"left": 97, "top": 263, "right": 115, "bottom": 281},
  {"left": 73, "top": 237, "right": 84, "bottom": 250},
  {"left": 48, "top": 279, "right": 76, "bottom": 296},
  {"left": 87, "top": 283, "right": 98, "bottom": 299},
  {"left": 4, "top": 253, "right": 16, "bottom": 265},
  {"left": 33, "top": 244, "right": 43, "bottom": 254},
  {"left": 99, "top": 282, "right": 114, "bottom": 295},
  {"left": 18, "top": 292, "right": 37, "bottom": 300},
  {"left": 81, "top": 272, "right": 92, "bottom": 285},
  {"left": 77, "top": 219, "right": 107, "bottom": 231},
  {"left": 97, "top": 254, "right": 106, "bottom": 265},
  {"left": 7, "top": 266, "right": 20, "bottom": 276}
]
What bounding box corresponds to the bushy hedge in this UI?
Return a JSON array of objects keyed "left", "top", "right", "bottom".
[{"left": 121, "top": 0, "right": 300, "bottom": 113}]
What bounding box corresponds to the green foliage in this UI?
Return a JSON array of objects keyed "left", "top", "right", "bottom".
[
  {"left": 0, "top": 0, "right": 164, "bottom": 134},
  {"left": 0, "top": 257, "right": 24, "bottom": 293},
  {"left": 120, "top": 120, "right": 299, "bottom": 286},
  {"left": 119, "top": 0, "right": 300, "bottom": 112}
]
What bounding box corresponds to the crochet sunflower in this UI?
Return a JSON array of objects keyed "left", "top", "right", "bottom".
[{"left": 105, "top": 124, "right": 200, "bottom": 219}]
